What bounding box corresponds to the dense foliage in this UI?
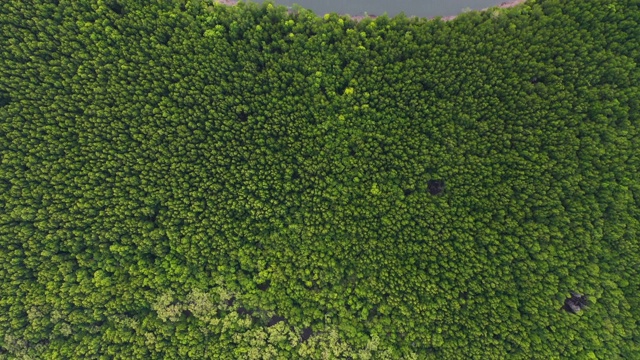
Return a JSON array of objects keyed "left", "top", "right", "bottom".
[{"left": 1, "top": 0, "right": 639, "bottom": 358}]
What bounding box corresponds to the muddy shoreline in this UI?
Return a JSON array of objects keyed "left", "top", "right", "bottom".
[
  {"left": 438, "top": 0, "right": 528, "bottom": 21},
  {"left": 214, "top": 0, "right": 529, "bottom": 21}
]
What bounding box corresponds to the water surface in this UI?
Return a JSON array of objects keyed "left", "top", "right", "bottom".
[{"left": 252, "top": 0, "right": 509, "bottom": 18}]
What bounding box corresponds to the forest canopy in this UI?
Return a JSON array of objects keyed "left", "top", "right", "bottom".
[{"left": 1, "top": 0, "right": 639, "bottom": 358}]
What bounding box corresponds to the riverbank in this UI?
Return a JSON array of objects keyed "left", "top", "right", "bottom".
[
  {"left": 355, "top": 0, "right": 529, "bottom": 21},
  {"left": 439, "top": 0, "right": 528, "bottom": 21}
]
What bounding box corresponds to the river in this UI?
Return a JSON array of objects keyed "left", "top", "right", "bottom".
[{"left": 249, "top": 0, "right": 516, "bottom": 18}]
